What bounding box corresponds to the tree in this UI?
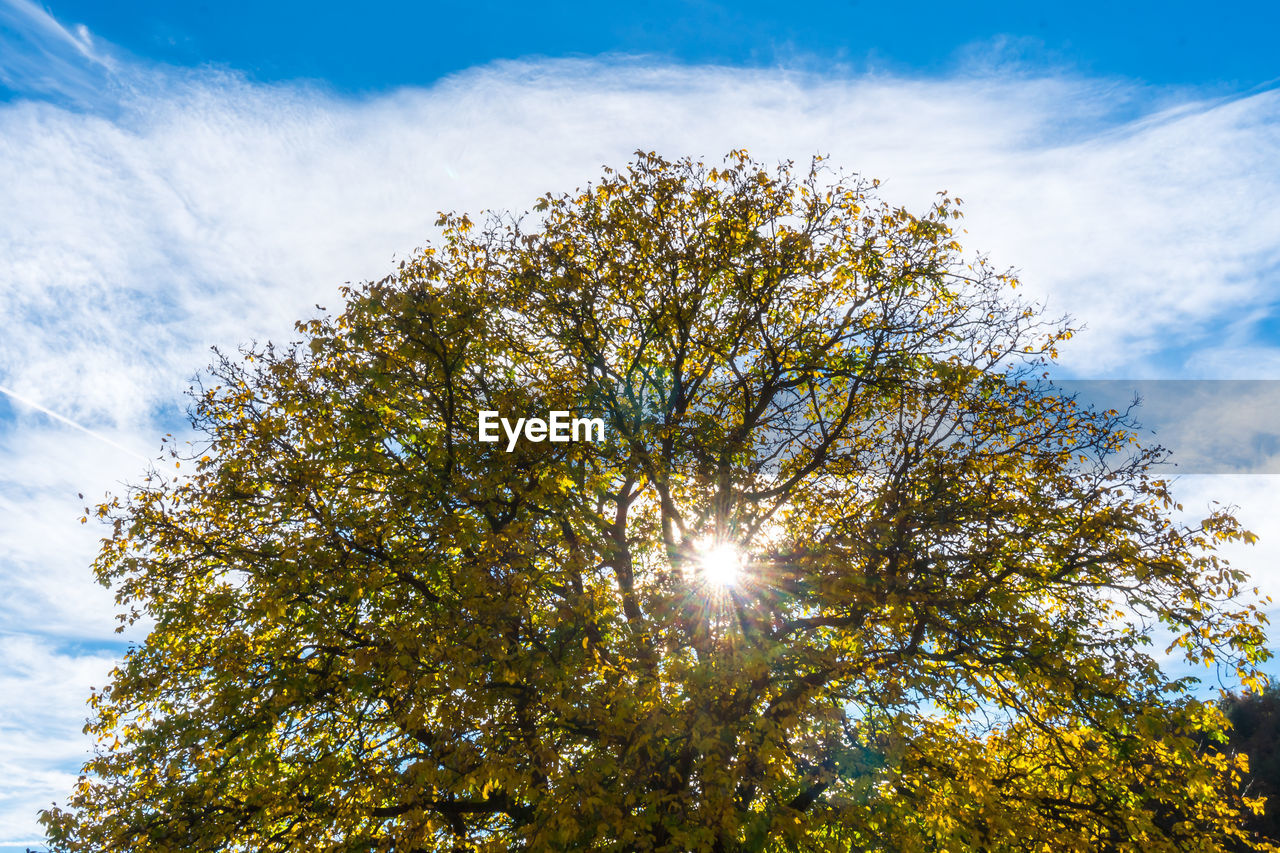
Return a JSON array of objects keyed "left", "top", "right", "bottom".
[
  {"left": 44, "top": 151, "right": 1274, "bottom": 852},
  {"left": 1222, "top": 685, "right": 1280, "bottom": 840}
]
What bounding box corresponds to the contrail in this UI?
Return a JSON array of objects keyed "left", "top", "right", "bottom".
[{"left": 0, "top": 383, "right": 151, "bottom": 463}]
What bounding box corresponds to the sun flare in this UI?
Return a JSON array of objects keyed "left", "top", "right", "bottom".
[{"left": 696, "top": 540, "right": 744, "bottom": 588}]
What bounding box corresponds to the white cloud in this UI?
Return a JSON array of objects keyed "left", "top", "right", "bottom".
[
  {"left": 2, "top": 62, "right": 1278, "bottom": 432},
  {"left": 0, "top": 633, "right": 118, "bottom": 848},
  {"left": 3, "top": 7, "right": 1280, "bottom": 845},
  {"left": 0, "top": 0, "right": 115, "bottom": 106}
]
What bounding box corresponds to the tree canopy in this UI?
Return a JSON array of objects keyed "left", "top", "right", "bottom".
[{"left": 46, "top": 151, "right": 1274, "bottom": 852}]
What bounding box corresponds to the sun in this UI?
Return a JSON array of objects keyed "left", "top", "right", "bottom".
[{"left": 696, "top": 539, "right": 744, "bottom": 588}]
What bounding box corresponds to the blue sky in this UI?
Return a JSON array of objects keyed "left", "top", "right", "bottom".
[
  {"left": 14, "top": 0, "right": 1280, "bottom": 94},
  {"left": 1, "top": 1, "right": 1279, "bottom": 848}
]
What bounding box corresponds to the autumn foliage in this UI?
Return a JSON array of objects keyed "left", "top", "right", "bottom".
[{"left": 45, "top": 151, "right": 1274, "bottom": 851}]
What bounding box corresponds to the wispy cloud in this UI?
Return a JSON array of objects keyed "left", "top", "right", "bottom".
[
  {"left": 0, "top": 0, "right": 117, "bottom": 106},
  {"left": 2, "top": 5, "right": 1280, "bottom": 846},
  {"left": 0, "top": 633, "right": 120, "bottom": 849}
]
